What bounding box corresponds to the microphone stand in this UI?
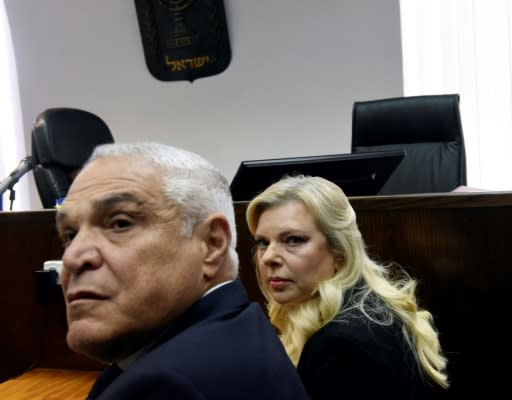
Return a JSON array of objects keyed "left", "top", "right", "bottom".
[{"left": 0, "top": 156, "right": 34, "bottom": 210}]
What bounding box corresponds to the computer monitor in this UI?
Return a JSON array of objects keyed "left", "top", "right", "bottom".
[{"left": 230, "top": 150, "right": 405, "bottom": 201}]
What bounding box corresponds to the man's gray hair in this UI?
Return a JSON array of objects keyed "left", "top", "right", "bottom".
[{"left": 89, "top": 142, "right": 239, "bottom": 274}]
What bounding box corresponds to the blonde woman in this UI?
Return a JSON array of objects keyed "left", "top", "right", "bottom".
[{"left": 246, "top": 175, "right": 448, "bottom": 399}]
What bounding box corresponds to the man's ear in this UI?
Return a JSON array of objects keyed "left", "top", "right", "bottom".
[{"left": 200, "top": 213, "right": 231, "bottom": 279}]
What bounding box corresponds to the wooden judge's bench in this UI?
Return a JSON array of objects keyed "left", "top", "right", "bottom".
[{"left": 1, "top": 192, "right": 511, "bottom": 399}]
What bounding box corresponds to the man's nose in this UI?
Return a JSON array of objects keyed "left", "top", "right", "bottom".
[{"left": 61, "top": 228, "right": 102, "bottom": 273}]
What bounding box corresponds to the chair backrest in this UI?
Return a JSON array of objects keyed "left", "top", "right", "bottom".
[
  {"left": 31, "top": 108, "right": 114, "bottom": 208},
  {"left": 351, "top": 94, "right": 467, "bottom": 194}
]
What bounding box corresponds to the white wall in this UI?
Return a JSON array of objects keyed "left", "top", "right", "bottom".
[{"left": 4, "top": 0, "right": 403, "bottom": 209}]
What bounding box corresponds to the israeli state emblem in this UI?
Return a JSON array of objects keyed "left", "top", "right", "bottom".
[{"left": 134, "top": 0, "right": 231, "bottom": 82}]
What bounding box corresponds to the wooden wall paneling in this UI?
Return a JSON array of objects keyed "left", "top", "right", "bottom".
[
  {"left": 1, "top": 191, "right": 511, "bottom": 399},
  {"left": 0, "top": 210, "right": 102, "bottom": 382}
]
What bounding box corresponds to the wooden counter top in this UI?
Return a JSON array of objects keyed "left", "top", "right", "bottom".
[{"left": 0, "top": 368, "right": 99, "bottom": 399}]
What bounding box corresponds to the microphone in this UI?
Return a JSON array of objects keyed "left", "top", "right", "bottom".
[{"left": 0, "top": 156, "right": 34, "bottom": 196}]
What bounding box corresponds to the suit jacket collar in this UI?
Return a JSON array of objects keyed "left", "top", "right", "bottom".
[
  {"left": 147, "top": 279, "right": 250, "bottom": 352},
  {"left": 87, "top": 363, "right": 123, "bottom": 399},
  {"left": 87, "top": 280, "right": 250, "bottom": 399}
]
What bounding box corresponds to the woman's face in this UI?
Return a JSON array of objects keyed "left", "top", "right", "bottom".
[{"left": 254, "top": 200, "right": 337, "bottom": 304}]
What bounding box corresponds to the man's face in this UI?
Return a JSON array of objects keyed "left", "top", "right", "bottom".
[{"left": 56, "top": 156, "right": 206, "bottom": 363}]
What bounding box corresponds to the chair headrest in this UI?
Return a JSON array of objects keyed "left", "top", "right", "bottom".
[
  {"left": 31, "top": 108, "right": 114, "bottom": 169},
  {"left": 352, "top": 94, "right": 463, "bottom": 146}
]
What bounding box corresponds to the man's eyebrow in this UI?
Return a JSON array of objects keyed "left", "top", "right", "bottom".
[
  {"left": 56, "top": 193, "right": 145, "bottom": 225},
  {"left": 91, "top": 193, "right": 145, "bottom": 209}
]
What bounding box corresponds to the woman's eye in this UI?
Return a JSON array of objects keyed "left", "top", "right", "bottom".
[
  {"left": 254, "top": 239, "right": 269, "bottom": 249},
  {"left": 285, "top": 235, "right": 307, "bottom": 245}
]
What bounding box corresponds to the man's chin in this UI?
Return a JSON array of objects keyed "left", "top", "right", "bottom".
[{"left": 66, "top": 321, "right": 117, "bottom": 363}]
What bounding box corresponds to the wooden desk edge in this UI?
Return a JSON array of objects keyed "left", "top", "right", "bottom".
[{"left": 0, "top": 368, "right": 99, "bottom": 400}]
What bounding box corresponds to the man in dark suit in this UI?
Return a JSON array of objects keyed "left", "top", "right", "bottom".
[{"left": 55, "top": 142, "right": 309, "bottom": 400}]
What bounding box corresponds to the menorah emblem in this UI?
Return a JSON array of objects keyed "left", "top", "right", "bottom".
[{"left": 159, "top": 0, "right": 197, "bottom": 48}]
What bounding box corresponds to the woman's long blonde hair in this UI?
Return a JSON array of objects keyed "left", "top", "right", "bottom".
[{"left": 246, "top": 175, "right": 448, "bottom": 389}]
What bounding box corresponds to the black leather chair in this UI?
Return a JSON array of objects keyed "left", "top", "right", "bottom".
[
  {"left": 351, "top": 94, "right": 467, "bottom": 195},
  {"left": 31, "top": 108, "right": 114, "bottom": 208}
]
